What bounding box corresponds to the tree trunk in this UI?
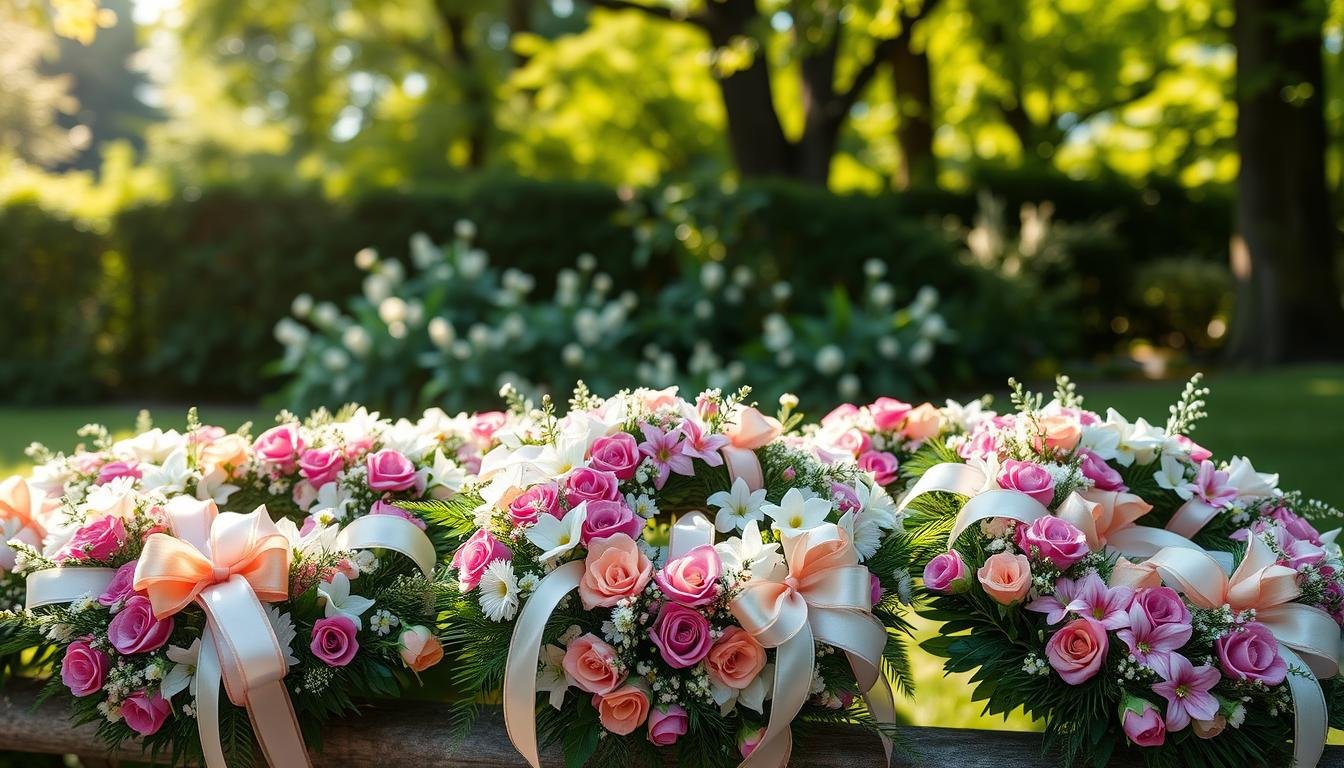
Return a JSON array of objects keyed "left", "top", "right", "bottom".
[
  {"left": 702, "top": 0, "right": 794, "bottom": 179},
  {"left": 796, "top": 32, "right": 842, "bottom": 186},
  {"left": 442, "top": 7, "right": 489, "bottom": 169},
  {"left": 1227, "top": 0, "right": 1344, "bottom": 364},
  {"left": 890, "top": 33, "right": 936, "bottom": 189}
]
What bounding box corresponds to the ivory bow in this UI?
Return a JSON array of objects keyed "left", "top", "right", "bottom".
[
  {"left": 1146, "top": 538, "right": 1340, "bottom": 768},
  {"left": 133, "top": 498, "right": 310, "bottom": 768},
  {"left": 721, "top": 407, "right": 783, "bottom": 492},
  {"left": 727, "top": 521, "right": 894, "bottom": 768},
  {"left": 899, "top": 463, "right": 1219, "bottom": 565}
]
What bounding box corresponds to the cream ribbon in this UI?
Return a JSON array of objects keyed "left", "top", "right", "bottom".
[
  {"left": 27, "top": 504, "right": 435, "bottom": 768},
  {"left": 1146, "top": 539, "right": 1339, "bottom": 767}
]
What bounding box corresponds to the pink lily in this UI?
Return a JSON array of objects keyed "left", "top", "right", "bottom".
[
  {"left": 1191, "top": 460, "right": 1237, "bottom": 509},
  {"left": 1117, "top": 602, "right": 1192, "bottom": 667},
  {"left": 1150, "top": 652, "right": 1221, "bottom": 731},
  {"left": 1026, "top": 576, "right": 1082, "bottom": 625},
  {"left": 1064, "top": 573, "right": 1135, "bottom": 630},
  {"left": 679, "top": 419, "right": 729, "bottom": 466},
  {"left": 638, "top": 424, "right": 695, "bottom": 489}
]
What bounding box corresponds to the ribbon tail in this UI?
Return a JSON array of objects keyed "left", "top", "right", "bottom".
[
  {"left": 195, "top": 629, "right": 228, "bottom": 768},
  {"left": 1104, "top": 526, "right": 1206, "bottom": 561},
  {"left": 721, "top": 447, "right": 764, "bottom": 492},
  {"left": 895, "top": 463, "right": 986, "bottom": 517},
  {"left": 503, "top": 560, "right": 585, "bottom": 768},
  {"left": 739, "top": 622, "right": 813, "bottom": 768},
  {"left": 947, "top": 489, "right": 1049, "bottom": 550},
  {"left": 24, "top": 567, "right": 118, "bottom": 609},
  {"left": 337, "top": 514, "right": 438, "bottom": 577},
  {"left": 668, "top": 511, "right": 715, "bottom": 560},
  {"left": 863, "top": 669, "right": 897, "bottom": 766},
  {"left": 1166, "top": 499, "right": 1219, "bottom": 540},
  {"left": 1280, "top": 644, "right": 1327, "bottom": 768},
  {"left": 247, "top": 680, "right": 310, "bottom": 768}
]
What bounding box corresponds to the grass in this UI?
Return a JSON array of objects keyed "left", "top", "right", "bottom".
[{"left": 0, "top": 364, "right": 1340, "bottom": 733}]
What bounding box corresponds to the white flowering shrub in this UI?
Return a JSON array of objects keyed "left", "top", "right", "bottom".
[{"left": 273, "top": 224, "right": 955, "bottom": 411}]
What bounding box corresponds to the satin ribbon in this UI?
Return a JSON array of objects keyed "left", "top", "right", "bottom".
[
  {"left": 1146, "top": 539, "right": 1339, "bottom": 767},
  {"left": 26, "top": 567, "right": 118, "bottom": 608},
  {"left": 720, "top": 406, "right": 783, "bottom": 492},
  {"left": 901, "top": 462, "right": 1218, "bottom": 565},
  {"left": 133, "top": 498, "right": 309, "bottom": 768}
]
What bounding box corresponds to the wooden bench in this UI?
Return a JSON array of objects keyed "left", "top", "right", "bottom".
[{"left": 0, "top": 682, "right": 1339, "bottom": 767}]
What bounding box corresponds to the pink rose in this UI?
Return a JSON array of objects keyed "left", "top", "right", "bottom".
[
  {"left": 1016, "top": 516, "right": 1089, "bottom": 569},
  {"left": 581, "top": 500, "right": 644, "bottom": 545},
  {"left": 594, "top": 685, "right": 649, "bottom": 736},
  {"left": 976, "top": 552, "right": 1032, "bottom": 605},
  {"left": 472, "top": 411, "right": 507, "bottom": 444},
  {"left": 1078, "top": 450, "right": 1126, "bottom": 492},
  {"left": 60, "top": 639, "right": 109, "bottom": 697},
  {"left": 648, "top": 602, "right": 712, "bottom": 668},
  {"left": 997, "top": 460, "right": 1056, "bottom": 507},
  {"left": 450, "top": 529, "right": 512, "bottom": 591},
  {"left": 1193, "top": 715, "right": 1227, "bottom": 739},
  {"left": 97, "top": 560, "right": 139, "bottom": 607},
  {"left": 59, "top": 516, "right": 126, "bottom": 562},
  {"left": 564, "top": 467, "right": 621, "bottom": 507},
  {"left": 253, "top": 423, "right": 305, "bottom": 472},
  {"left": 398, "top": 625, "right": 444, "bottom": 672},
  {"left": 738, "top": 725, "right": 765, "bottom": 758},
  {"left": 1176, "top": 435, "right": 1213, "bottom": 463},
  {"left": 654, "top": 545, "right": 721, "bottom": 606},
  {"left": 1045, "top": 617, "right": 1108, "bottom": 684},
  {"left": 902, "top": 403, "right": 943, "bottom": 441},
  {"left": 821, "top": 403, "right": 859, "bottom": 429},
  {"left": 121, "top": 690, "right": 171, "bottom": 736},
  {"left": 579, "top": 534, "right": 652, "bottom": 609},
  {"left": 647, "top": 705, "right": 688, "bottom": 746},
  {"left": 870, "top": 572, "right": 884, "bottom": 606},
  {"left": 705, "top": 626, "right": 765, "bottom": 690},
  {"left": 299, "top": 448, "right": 344, "bottom": 488},
  {"left": 1036, "top": 414, "right": 1082, "bottom": 452},
  {"left": 95, "top": 460, "right": 141, "bottom": 486},
  {"left": 1121, "top": 697, "right": 1166, "bottom": 747},
  {"left": 923, "top": 551, "right": 971, "bottom": 593},
  {"left": 588, "top": 433, "right": 643, "bottom": 481},
  {"left": 370, "top": 499, "right": 427, "bottom": 530},
  {"left": 562, "top": 634, "right": 625, "bottom": 695},
  {"left": 310, "top": 615, "right": 359, "bottom": 666},
  {"left": 868, "top": 397, "right": 913, "bottom": 432},
  {"left": 1216, "top": 622, "right": 1286, "bottom": 684},
  {"left": 366, "top": 449, "right": 418, "bottom": 492},
  {"left": 835, "top": 428, "right": 871, "bottom": 457},
  {"left": 108, "top": 595, "right": 173, "bottom": 654},
  {"left": 857, "top": 450, "right": 900, "bottom": 487},
  {"left": 507, "top": 483, "right": 561, "bottom": 526},
  {"left": 1131, "top": 586, "right": 1190, "bottom": 628}
]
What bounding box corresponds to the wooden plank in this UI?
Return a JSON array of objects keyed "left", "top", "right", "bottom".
[{"left": 0, "top": 682, "right": 1339, "bottom": 767}]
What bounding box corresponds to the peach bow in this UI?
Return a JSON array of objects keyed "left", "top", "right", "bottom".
[
  {"left": 1147, "top": 538, "right": 1339, "bottom": 768},
  {"left": 729, "top": 523, "right": 890, "bottom": 768},
  {"left": 720, "top": 406, "right": 783, "bottom": 491},
  {"left": 133, "top": 498, "right": 310, "bottom": 768},
  {"left": 0, "top": 475, "right": 55, "bottom": 538}
]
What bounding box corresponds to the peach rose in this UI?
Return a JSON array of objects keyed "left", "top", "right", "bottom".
[
  {"left": 976, "top": 552, "right": 1032, "bottom": 605},
  {"left": 1109, "top": 557, "right": 1161, "bottom": 589},
  {"left": 398, "top": 625, "right": 444, "bottom": 672},
  {"left": 1193, "top": 715, "right": 1227, "bottom": 740},
  {"left": 901, "top": 403, "right": 943, "bottom": 441},
  {"left": 594, "top": 685, "right": 650, "bottom": 736},
  {"left": 1080, "top": 489, "right": 1152, "bottom": 544},
  {"left": 705, "top": 627, "right": 766, "bottom": 690},
  {"left": 579, "top": 533, "right": 653, "bottom": 609},
  {"left": 198, "top": 434, "right": 250, "bottom": 477},
  {"left": 562, "top": 633, "right": 625, "bottom": 695},
  {"left": 1036, "top": 414, "right": 1082, "bottom": 452}
]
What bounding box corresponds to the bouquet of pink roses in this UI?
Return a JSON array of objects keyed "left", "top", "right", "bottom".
[
  {"left": 418, "top": 385, "right": 914, "bottom": 768},
  {"left": 903, "top": 376, "right": 1344, "bottom": 767},
  {"left": 801, "top": 395, "right": 950, "bottom": 496}
]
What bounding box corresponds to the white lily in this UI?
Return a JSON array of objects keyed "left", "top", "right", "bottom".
[
  {"left": 318, "top": 572, "right": 375, "bottom": 629},
  {"left": 420, "top": 449, "right": 467, "bottom": 498},
  {"left": 115, "top": 428, "right": 186, "bottom": 463},
  {"left": 274, "top": 517, "right": 339, "bottom": 558},
  {"left": 715, "top": 520, "right": 784, "bottom": 581},
  {"left": 139, "top": 448, "right": 192, "bottom": 495},
  {"left": 1224, "top": 456, "right": 1280, "bottom": 498},
  {"left": 161, "top": 639, "right": 200, "bottom": 700},
  {"left": 1153, "top": 454, "right": 1191, "bottom": 495},
  {"left": 763, "top": 488, "right": 831, "bottom": 536},
  {"left": 526, "top": 502, "right": 588, "bottom": 562},
  {"left": 195, "top": 466, "right": 239, "bottom": 505},
  {"left": 536, "top": 644, "right": 570, "bottom": 710},
  {"left": 707, "top": 477, "right": 768, "bottom": 533},
  {"left": 712, "top": 663, "right": 773, "bottom": 715},
  {"left": 310, "top": 480, "right": 356, "bottom": 522}
]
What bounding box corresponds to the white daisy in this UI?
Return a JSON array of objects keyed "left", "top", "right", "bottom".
[
  {"left": 706, "top": 477, "right": 768, "bottom": 533},
  {"left": 478, "top": 559, "right": 519, "bottom": 622},
  {"left": 265, "top": 605, "right": 300, "bottom": 667},
  {"left": 625, "top": 492, "right": 659, "bottom": 519}
]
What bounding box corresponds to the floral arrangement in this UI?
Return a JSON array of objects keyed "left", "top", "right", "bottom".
[
  {"left": 801, "top": 395, "right": 950, "bottom": 495},
  {"left": 418, "top": 385, "right": 915, "bottom": 768},
  {"left": 6, "top": 481, "right": 451, "bottom": 767},
  {"left": 0, "top": 475, "right": 62, "bottom": 679},
  {"left": 902, "top": 376, "right": 1344, "bottom": 767}
]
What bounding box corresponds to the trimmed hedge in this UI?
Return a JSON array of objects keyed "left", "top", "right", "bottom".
[{"left": 0, "top": 173, "right": 1233, "bottom": 404}]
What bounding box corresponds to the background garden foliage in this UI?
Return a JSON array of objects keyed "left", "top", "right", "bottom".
[{"left": 1, "top": 172, "right": 1233, "bottom": 410}]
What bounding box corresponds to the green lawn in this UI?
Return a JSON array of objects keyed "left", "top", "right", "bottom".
[{"left": 0, "top": 366, "right": 1339, "bottom": 734}]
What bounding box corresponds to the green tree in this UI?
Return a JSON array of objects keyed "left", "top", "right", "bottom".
[{"left": 0, "top": 21, "right": 80, "bottom": 166}]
